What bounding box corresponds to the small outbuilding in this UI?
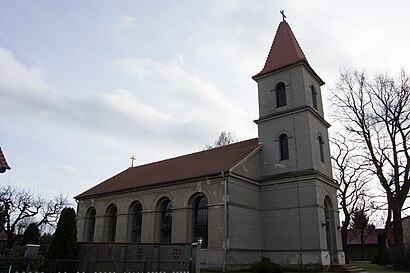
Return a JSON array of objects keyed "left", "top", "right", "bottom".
[{"left": 0, "top": 147, "right": 11, "bottom": 173}]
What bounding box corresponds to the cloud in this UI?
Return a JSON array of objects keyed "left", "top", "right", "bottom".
[
  {"left": 56, "top": 164, "right": 83, "bottom": 177},
  {"left": 112, "top": 56, "right": 253, "bottom": 137},
  {"left": 115, "top": 15, "right": 138, "bottom": 32},
  {"left": 187, "top": 1, "right": 273, "bottom": 75},
  {"left": 104, "top": 15, "right": 139, "bottom": 45},
  {"left": 0, "top": 48, "right": 65, "bottom": 117},
  {"left": 0, "top": 47, "right": 254, "bottom": 152}
]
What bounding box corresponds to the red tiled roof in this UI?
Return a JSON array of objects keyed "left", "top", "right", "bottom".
[
  {"left": 253, "top": 20, "right": 307, "bottom": 78},
  {"left": 346, "top": 229, "right": 395, "bottom": 245},
  {"left": 0, "top": 147, "right": 11, "bottom": 173},
  {"left": 76, "top": 138, "right": 260, "bottom": 199}
]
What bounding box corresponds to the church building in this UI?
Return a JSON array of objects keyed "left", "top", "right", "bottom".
[{"left": 75, "top": 17, "right": 345, "bottom": 271}]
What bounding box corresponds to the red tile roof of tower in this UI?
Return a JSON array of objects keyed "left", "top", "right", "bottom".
[
  {"left": 0, "top": 147, "right": 11, "bottom": 173},
  {"left": 253, "top": 20, "right": 324, "bottom": 85},
  {"left": 253, "top": 20, "right": 307, "bottom": 78}
]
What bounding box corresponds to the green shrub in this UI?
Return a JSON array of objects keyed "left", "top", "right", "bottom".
[{"left": 254, "top": 256, "right": 284, "bottom": 273}]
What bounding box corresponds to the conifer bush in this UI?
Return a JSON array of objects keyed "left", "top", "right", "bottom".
[
  {"left": 22, "top": 222, "right": 40, "bottom": 245},
  {"left": 47, "top": 207, "right": 77, "bottom": 259}
]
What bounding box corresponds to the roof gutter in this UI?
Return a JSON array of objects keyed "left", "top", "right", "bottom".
[{"left": 221, "top": 171, "right": 229, "bottom": 272}]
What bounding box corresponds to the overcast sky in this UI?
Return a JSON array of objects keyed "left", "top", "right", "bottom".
[{"left": 1, "top": 1, "right": 409, "bottom": 205}]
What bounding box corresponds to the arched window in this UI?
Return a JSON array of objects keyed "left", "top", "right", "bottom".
[
  {"left": 318, "top": 135, "right": 325, "bottom": 162},
  {"left": 86, "top": 208, "right": 96, "bottom": 242},
  {"left": 160, "top": 200, "right": 172, "bottom": 243},
  {"left": 276, "top": 82, "right": 286, "bottom": 107},
  {"left": 107, "top": 205, "right": 117, "bottom": 242},
  {"left": 279, "top": 133, "right": 289, "bottom": 160},
  {"left": 131, "top": 203, "right": 143, "bottom": 242},
  {"left": 311, "top": 85, "right": 318, "bottom": 109},
  {"left": 193, "top": 196, "right": 208, "bottom": 248}
]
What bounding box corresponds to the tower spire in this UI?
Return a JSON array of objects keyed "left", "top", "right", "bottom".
[{"left": 253, "top": 20, "right": 308, "bottom": 79}]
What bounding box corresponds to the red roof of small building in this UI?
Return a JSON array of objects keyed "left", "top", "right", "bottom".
[
  {"left": 76, "top": 138, "right": 261, "bottom": 199},
  {"left": 346, "top": 229, "right": 395, "bottom": 245},
  {"left": 0, "top": 147, "right": 11, "bottom": 173}
]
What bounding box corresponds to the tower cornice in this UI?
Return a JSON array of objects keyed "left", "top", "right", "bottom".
[
  {"left": 252, "top": 60, "right": 325, "bottom": 86},
  {"left": 254, "top": 105, "right": 331, "bottom": 128}
]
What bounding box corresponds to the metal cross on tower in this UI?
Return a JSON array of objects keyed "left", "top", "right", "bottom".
[{"left": 280, "top": 10, "right": 286, "bottom": 21}]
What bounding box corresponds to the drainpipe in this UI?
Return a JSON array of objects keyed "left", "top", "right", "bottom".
[{"left": 221, "top": 171, "right": 228, "bottom": 272}]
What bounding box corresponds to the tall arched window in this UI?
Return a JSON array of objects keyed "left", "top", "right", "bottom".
[
  {"left": 131, "top": 203, "right": 143, "bottom": 242},
  {"left": 86, "top": 208, "right": 96, "bottom": 242},
  {"left": 279, "top": 133, "right": 289, "bottom": 160},
  {"left": 276, "top": 82, "right": 286, "bottom": 107},
  {"left": 318, "top": 135, "right": 325, "bottom": 162},
  {"left": 311, "top": 85, "right": 318, "bottom": 109},
  {"left": 107, "top": 205, "right": 117, "bottom": 242},
  {"left": 160, "top": 200, "right": 172, "bottom": 243},
  {"left": 193, "top": 195, "right": 208, "bottom": 248}
]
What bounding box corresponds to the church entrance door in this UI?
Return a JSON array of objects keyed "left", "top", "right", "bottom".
[{"left": 324, "top": 197, "right": 337, "bottom": 264}]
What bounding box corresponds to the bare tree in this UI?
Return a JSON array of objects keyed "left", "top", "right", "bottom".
[
  {"left": 0, "top": 185, "right": 69, "bottom": 253},
  {"left": 330, "top": 133, "right": 372, "bottom": 261},
  {"left": 205, "top": 131, "right": 237, "bottom": 149},
  {"left": 332, "top": 69, "right": 410, "bottom": 269}
]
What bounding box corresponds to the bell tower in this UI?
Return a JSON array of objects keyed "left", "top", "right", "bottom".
[
  {"left": 253, "top": 16, "right": 345, "bottom": 268},
  {"left": 253, "top": 19, "right": 332, "bottom": 178}
]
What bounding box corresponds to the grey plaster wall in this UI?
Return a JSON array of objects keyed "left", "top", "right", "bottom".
[
  {"left": 256, "top": 64, "right": 324, "bottom": 120},
  {"left": 228, "top": 177, "right": 261, "bottom": 250},
  {"left": 258, "top": 175, "right": 343, "bottom": 266},
  {"left": 232, "top": 149, "right": 261, "bottom": 181},
  {"left": 77, "top": 176, "right": 225, "bottom": 245}
]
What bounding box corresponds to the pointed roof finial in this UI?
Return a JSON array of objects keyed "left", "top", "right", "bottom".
[{"left": 280, "top": 10, "right": 286, "bottom": 21}]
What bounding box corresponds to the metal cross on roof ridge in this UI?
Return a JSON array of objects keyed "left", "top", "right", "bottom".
[
  {"left": 280, "top": 10, "right": 286, "bottom": 21},
  {"left": 130, "top": 155, "right": 136, "bottom": 167}
]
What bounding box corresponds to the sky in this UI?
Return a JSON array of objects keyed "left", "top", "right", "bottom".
[{"left": 1, "top": 1, "right": 410, "bottom": 208}]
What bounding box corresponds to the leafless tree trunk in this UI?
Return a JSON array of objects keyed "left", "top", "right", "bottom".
[
  {"left": 331, "top": 133, "right": 372, "bottom": 262},
  {"left": 332, "top": 70, "right": 410, "bottom": 269}
]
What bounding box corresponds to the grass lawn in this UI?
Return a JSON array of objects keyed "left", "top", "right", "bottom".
[{"left": 350, "top": 261, "right": 410, "bottom": 273}]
